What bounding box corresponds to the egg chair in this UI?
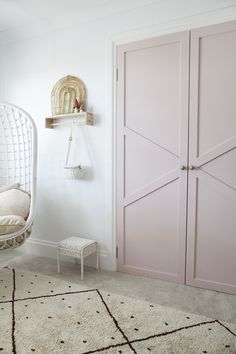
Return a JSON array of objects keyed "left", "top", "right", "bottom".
[{"left": 0, "top": 103, "right": 37, "bottom": 250}]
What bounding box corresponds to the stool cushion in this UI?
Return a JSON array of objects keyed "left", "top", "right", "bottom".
[{"left": 58, "top": 236, "right": 95, "bottom": 251}]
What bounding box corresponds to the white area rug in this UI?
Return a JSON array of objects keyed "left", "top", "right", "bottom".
[{"left": 0, "top": 268, "right": 235, "bottom": 354}]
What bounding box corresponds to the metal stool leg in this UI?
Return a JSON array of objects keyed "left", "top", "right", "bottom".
[
  {"left": 96, "top": 250, "right": 99, "bottom": 270},
  {"left": 81, "top": 256, "right": 84, "bottom": 281},
  {"left": 57, "top": 251, "right": 61, "bottom": 274}
]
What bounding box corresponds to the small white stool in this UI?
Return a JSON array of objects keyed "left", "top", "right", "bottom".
[{"left": 57, "top": 237, "right": 99, "bottom": 280}]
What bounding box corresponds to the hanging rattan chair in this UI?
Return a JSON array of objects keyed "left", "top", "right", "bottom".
[{"left": 0, "top": 103, "right": 37, "bottom": 250}]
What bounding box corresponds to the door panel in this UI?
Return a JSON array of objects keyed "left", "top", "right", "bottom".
[
  {"left": 125, "top": 41, "right": 181, "bottom": 154},
  {"left": 116, "top": 31, "right": 189, "bottom": 283},
  {"left": 201, "top": 148, "right": 236, "bottom": 190},
  {"left": 124, "top": 128, "right": 179, "bottom": 197},
  {"left": 187, "top": 21, "right": 236, "bottom": 294},
  {"left": 197, "top": 30, "right": 236, "bottom": 157},
  {"left": 124, "top": 181, "right": 180, "bottom": 276}
]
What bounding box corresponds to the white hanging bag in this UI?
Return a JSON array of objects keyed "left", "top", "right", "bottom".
[{"left": 64, "top": 122, "right": 85, "bottom": 179}]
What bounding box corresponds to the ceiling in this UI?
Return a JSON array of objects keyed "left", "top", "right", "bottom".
[{"left": 0, "top": 0, "right": 160, "bottom": 32}]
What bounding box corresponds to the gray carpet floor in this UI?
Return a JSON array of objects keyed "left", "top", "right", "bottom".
[{"left": 1, "top": 249, "right": 236, "bottom": 326}]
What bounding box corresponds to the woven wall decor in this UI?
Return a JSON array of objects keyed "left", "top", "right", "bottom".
[{"left": 51, "top": 75, "right": 86, "bottom": 115}]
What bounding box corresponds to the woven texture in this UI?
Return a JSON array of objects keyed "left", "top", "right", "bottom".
[
  {"left": 0, "top": 268, "right": 235, "bottom": 354},
  {"left": 0, "top": 103, "right": 37, "bottom": 250},
  {"left": 0, "top": 228, "right": 31, "bottom": 250},
  {"left": 58, "top": 237, "right": 97, "bottom": 260},
  {"left": 0, "top": 104, "right": 35, "bottom": 192},
  {"left": 58, "top": 236, "right": 95, "bottom": 250}
]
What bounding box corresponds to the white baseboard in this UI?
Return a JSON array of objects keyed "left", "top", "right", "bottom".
[{"left": 19, "top": 237, "right": 113, "bottom": 271}]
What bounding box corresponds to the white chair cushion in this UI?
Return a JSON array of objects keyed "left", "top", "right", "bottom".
[
  {"left": 0, "top": 183, "right": 20, "bottom": 193},
  {"left": 0, "top": 188, "right": 30, "bottom": 219},
  {"left": 0, "top": 215, "right": 26, "bottom": 235}
]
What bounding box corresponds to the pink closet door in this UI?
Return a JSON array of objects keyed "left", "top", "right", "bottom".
[
  {"left": 186, "top": 21, "right": 236, "bottom": 294},
  {"left": 116, "top": 31, "right": 189, "bottom": 283}
]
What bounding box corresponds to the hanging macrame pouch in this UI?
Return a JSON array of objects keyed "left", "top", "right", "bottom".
[{"left": 64, "top": 122, "right": 84, "bottom": 179}]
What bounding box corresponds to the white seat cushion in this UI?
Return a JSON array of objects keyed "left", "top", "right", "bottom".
[
  {"left": 0, "top": 183, "right": 20, "bottom": 193},
  {"left": 58, "top": 236, "right": 95, "bottom": 251},
  {"left": 0, "top": 188, "right": 30, "bottom": 219},
  {"left": 0, "top": 215, "right": 26, "bottom": 235}
]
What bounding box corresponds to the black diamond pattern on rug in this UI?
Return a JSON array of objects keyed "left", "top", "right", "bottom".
[{"left": 0, "top": 268, "right": 235, "bottom": 354}]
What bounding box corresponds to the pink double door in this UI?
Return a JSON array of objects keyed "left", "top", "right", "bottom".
[{"left": 116, "top": 20, "right": 236, "bottom": 294}]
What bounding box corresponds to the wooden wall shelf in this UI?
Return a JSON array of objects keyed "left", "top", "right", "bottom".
[{"left": 45, "top": 112, "right": 93, "bottom": 128}]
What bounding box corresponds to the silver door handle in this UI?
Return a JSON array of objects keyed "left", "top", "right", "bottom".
[{"left": 189, "top": 165, "right": 199, "bottom": 170}]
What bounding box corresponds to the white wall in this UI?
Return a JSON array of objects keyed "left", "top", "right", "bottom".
[
  {"left": 1, "top": 0, "right": 236, "bottom": 269},
  {"left": 0, "top": 47, "right": 4, "bottom": 100}
]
